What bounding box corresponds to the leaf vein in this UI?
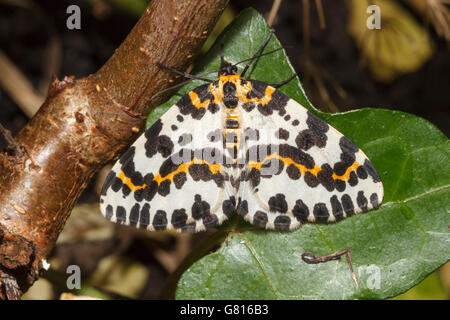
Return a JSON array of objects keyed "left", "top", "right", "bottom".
[{"left": 238, "top": 233, "right": 280, "bottom": 299}]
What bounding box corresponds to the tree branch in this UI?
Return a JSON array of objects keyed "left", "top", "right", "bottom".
[{"left": 0, "top": 0, "right": 228, "bottom": 299}]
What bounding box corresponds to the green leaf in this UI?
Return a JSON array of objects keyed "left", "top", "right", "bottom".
[{"left": 147, "top": 8, "right": 450, "bottom": 299}]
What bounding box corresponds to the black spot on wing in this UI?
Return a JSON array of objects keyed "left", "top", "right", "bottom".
[
  {"left": 159, "top": 157, "right": 180, "bottom": 178},
  {"left": 286, "top": 164, "right": 301, "bottom": 180},
  {"left": 295, "top": 112, "right": 328, "bottom": 150},
  {"left": 357, "top": 165, "right": 368, "bottom": 179},
  {"left": 248, "top": 80, "right": 289, "bottom": 117},
  {"left": 105, "top": 205, "right": 113, "bottom": 220},
  {"left": 317, "top": 163, "right": 334, "bottom": 192},
  {"left": 172, "top": 209, "right": 188, "bottom": 228},
  {"left": 348, "top": 171, "right": 358, "bottom": 187},
  {"left": 203, "top": 214, "right": 219, "bottom": 228},
  {"left": 157, "top": 135, "right": 174, "bottom": 158},
  {"left": 339, "top": 136, "right": 359, "bottom": 154},
  {"left": 187, "top": 160, "right": 224, "bottom": 188},
  {"left": 111, "top": 177, "right": 122, "bottom": 192},
  {"left": 333, "top": 162, "right": 347, "bottom": 176},
  {"left": 253, "top": 211, "right": 268, "bottom": 228},
  {"left": 247, "top": 81, "right": 265, "bottom": 99},
  {"left": 247, "top": 168, "right": 261, "bottom": 188},
  {"left": 335, "top": 179, "right": 346, "bottom": 192},
  {"left": 119, "top": 146, "right": 135, "bottom": 165},
  {"left": 140, "top": 203, "right": 150, "bottom": 229},
  {"left": 173, "top": 172, "right": 187, "bottom": 189},
  {"left": 158, "top": 180, "right": 171, "bottom": 196},
  {"left": 313, "top": 203, "right": 329, "bottom": 222},
  {"left": 330, "top": 195, "right": 344, "bottom": 221},
  {"left": 242, "top": 102, "right": 255, "bottom": 112},
  {"left": 304, "top": 172, "right": 319, "bottom": 188},
  {"left": 145, "top": 119, "right": 163, "bottom": 158},
  {"left": 208, "top": 103, "right": 219, "bottom": 113},
  {"left": 116, "top": 206, "right": 126, "bottom": 224},
  {"left": 153, "top": 210, "right": 168, "bottom": 230},
  {"left": 296, "top": 129, "right": 327, "bottom": 150},
  {"left": 143, "top": 173, "right": 158, "bottom": 202},
  {"left": 274, "top": 216, "right": 291, "bottom": 231},
  {"left": 341, "top": 194, "right": 355, "bottom": 216},
  {"left": 341, "top": 151, "right": 356, "bottom": 167},
  {"left": 237, "top": 198, "right": 248, "bottom": 217},
  {"left": 268, "top": 193, "right": 288, "bottom": 213},
  {"left": 222, "top": 196, "right": 236, "bottom": 218},
  {"left": 181, "top": 222, "right": 196, "bottom": 233},
  {"left": 134, "top": 188, "right": 144, "bottom": 202},
  {"left": 176, "top": 84, "right": 213, "bottom": 120},
  {"left": 192, "top": 194, "right": 210, "bottom": 220},
  {"left": 364, "top": 159, "right": 381, "bottom": 183},
  {"left": 307, "top": 111, "right": 329, "bottom": 134},
  {"left": 276, "top": 128, "right": 290, "bottom": 140},
  {"left": 129, "top": 203, "right": 140, "bottom": 227},
  {"left": 370, "top": 193, "right": 379, "bottom": 208},
  {"left": 101, "top": 171, "right": 116, "bottom": 196},
  {"left": 120, "top": 147, "right": 135, "bottom": 178},
  {"left": 278, "top": 144, "right": 316, "bottom": 169},
  {"left": 130, "top": 171, "right": 144, "bottom": 186},
  {"left": 121, "top": 184, "right": 131, "bottom": 197},
  {"left": 357, "top": 191, "right": 368, "bottom": 212},
  {"left": 293, "top": 199, "right": 309, "bottom": 222}
]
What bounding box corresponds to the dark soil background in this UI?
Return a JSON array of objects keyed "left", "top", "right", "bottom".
[{"left": 0, "top": 0, "right": 448, "bottom": 299}]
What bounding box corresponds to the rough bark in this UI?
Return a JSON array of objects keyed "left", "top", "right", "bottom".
[{"left": 0, "top": 0, "right": 228, "bottom": 299}]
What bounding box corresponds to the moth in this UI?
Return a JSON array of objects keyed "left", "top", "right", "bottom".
[{"left": 99, "top": 32, "right": 384, "bottom": 234}]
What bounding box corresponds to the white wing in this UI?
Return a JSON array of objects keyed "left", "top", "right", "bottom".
[
  {"left": 238, "top": 80, "right": 384, "bottom": 230},
  {"left": 100, "top": 84, "right": 235, "bottom": 232}
]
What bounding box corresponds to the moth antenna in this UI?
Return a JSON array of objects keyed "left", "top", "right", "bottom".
[
  {"left": 151, "top": 70, "right": 218, "bottom": 100},
  {"left": 233, "top": 47, "right": 284, "bottom": 67},
  {"left": 156, "top": 62, "right": 212, "bottom": 82}
]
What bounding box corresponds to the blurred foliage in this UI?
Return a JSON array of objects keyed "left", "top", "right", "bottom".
[
  {"left": 201, "top": 6, "right": 235, "bottom": 54},
  {"left": 347, "top": 0, "right": 434, "bottom": 82},
  {"left": 59, "top": 292, "right": 103, "bottom": 300},
  {"left": 392, "top": 269, "right": 447, "bottom": 300},
  {"left": 22, "top": 278, "right": 54, "bottom": 300},
  {"left": 87, "top": 255, "right": 148, "bottom": 299},
  {"left": 102, "top": 0, "right": 149, "bottom": 16},
  {"left": 56, "top": 204, "right": 114, "bottom": 244}
]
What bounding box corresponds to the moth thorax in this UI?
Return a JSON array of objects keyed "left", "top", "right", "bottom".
[{"left": 222, "top": 81, "right": 238, "bottom": 108}]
